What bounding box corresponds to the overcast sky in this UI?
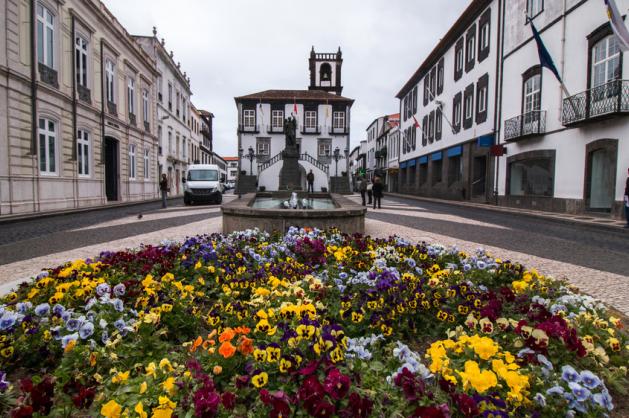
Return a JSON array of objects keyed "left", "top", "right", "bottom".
[{"left": 103, "top": 0, "right": 469, "bottom": 157}]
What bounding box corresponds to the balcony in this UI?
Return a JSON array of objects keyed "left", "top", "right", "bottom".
[
  {"left": 562, "top": 80, "right": 629, "bottom": 126},
  {"left": 329, "top": 126, "right": 349, "bottom": 135},
  {"left": 128, "top": 113, "right": 136, "bottom": 126},
  {"left": 238, "top": 124, "right": 259, "bottom": 134},
  {"left": 504, "top": 110, "right": 547, "bottom": 141},
  {"left": 38, "top": 63, "right": 58, "bottom": 88},
  {"left": 269, "top": 124, "right": 284, "bottom": 134},
  {"left": 144, "top": 121, "right": 150, "bottom": 132},
  {"left": 77, "top": 85, "right": 91, "bottom": 103},
  {"left": 301, "top": 125, "right": 321, "bottom": 135},
  {"left": 107, "top": 101, "right": 117, "bottom": 116}
]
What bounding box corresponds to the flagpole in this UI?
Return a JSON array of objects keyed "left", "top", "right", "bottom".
[{"left": 426, "top": 85, "right": 456, "bottom": 134}]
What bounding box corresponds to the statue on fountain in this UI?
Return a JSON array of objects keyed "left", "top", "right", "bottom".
[
  {"left": 279, "top": 115, "right": 301, "bottom": 190},
  {"left": 283, "top": 115, "right": 297, "bottom": 148}
]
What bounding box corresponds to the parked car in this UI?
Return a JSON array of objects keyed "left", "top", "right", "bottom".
[{"left": 182, "top": 164, "right": 224, "bottom": 205}]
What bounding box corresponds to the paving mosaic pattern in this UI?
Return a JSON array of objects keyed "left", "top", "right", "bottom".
[{"left": 1, "top": 194, "right": 628, "bottom": 315}]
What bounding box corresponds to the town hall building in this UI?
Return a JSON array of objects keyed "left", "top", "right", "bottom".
[{"left": 234, "top": 48, "right": 354, "bottom": 192}]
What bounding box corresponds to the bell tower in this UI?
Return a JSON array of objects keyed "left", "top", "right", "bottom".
[{"left": 308, "top": 46, "right": 343, "bottom": 95}]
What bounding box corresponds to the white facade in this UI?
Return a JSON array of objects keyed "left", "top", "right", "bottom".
[
  {"left": 498, "top": 0, "right": 629, "bottom": 217},
  {"left": 225, "top": 159, "right": 239, "bottom": 183},
  {"left": 396, "top": 0, "right": 499, "bottom": 201},
  {"left": 387, "top": 126, "right": 401, "bottom": 192},
  {"left": 235, "top": 48, "right": 353, "bottom": 193},
  {"left": 236, "top": 99, "right": 352, "bottom": 191},
  {"left": 135, "top": 31, "right": 192, "bottom": 197}
]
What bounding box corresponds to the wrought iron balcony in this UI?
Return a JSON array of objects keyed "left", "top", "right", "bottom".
[
  {"left": 562, "top": 79, "right": 629, "bottom": 126},
  {"left": 504, "top": 110, "right": 546, "bottom": 141}
]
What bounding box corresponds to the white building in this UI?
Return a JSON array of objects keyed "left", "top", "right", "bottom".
[
  {"left": 225, "top": 157, "right": 239, "bottom": 184},
  {"left": 234, "top": 48, "right": 354, "bottom": 192},
  {"left": 198, "top": 110, "right": 214, "bottom": 165},
  {"left": 135, "top": 29, "right": 192, "bottom": 197},
  {"left": 212, "top": 154, "right": 227, "bottom": 182},
  {"left": 396, "top": 0, "right": 499, "bottom": 202},
  {"left": 497, "top": 0, "right": 629, "bottom": 219},
  {"left": 0, "top": 0, "right": 160, "bottom": 216},
  {"left": 386, "top": 122, "right": 401, "bottom": 193}
]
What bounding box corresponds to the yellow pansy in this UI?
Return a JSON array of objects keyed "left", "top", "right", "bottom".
[{"left": 100, "top": 399, "right": 122, "bottom": 418}]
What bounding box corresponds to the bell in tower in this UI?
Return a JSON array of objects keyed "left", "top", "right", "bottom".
[{"left": 308, "top": 46, "right": 343, "bottom": 95}]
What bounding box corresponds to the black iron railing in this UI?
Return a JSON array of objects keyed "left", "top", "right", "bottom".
[
  {"left": 257, "top": 151, "right": 330, "bottom": 175},
  {"left": 301, "top": 153, "right": 329, "bottom": 175},
  {"left": 258, "top": 151, "right": 283, "bottom": 173},
  {"left": 562, "top": 79, "right": 629, "bottom": 125},
  {"left": 504, "top": 110, "right": 546, "bottom": 141}
]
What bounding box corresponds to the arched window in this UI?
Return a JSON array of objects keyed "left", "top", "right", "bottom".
[{"left": 320, "top": 63, "right": 332, "bottom": 82}]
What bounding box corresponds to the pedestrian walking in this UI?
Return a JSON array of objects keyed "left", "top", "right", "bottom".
[
  {"left": 372, "top": 176, "right": 384, "bottom": 209},
  {"left": 624, "top": 168, "right": 629, "bottom": 228},
  {"left": 306, "top": 169, "right": 315, "bottom": 193},
  {"left": 359, "top": 176, "right": 368, "bottom": 206},
  {"left": 159, "top": 173, "right": 169, "bottom": 208},
  {"left": 367, "top": 181, "right": 373, "bottom": 205}
]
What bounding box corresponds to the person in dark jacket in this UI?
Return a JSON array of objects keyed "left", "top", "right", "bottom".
[
  {"left": 159, "top": 174, "right": 169, "bottom": 208},
  {"left": 358, "top": 177, "right": 367, "bottom": 206},
  {"left": 306, "top": 170, "right": 315, "bottom": 193},
  {"left": 624, "top": 168, "right": 629, "bottom": 228},
  {"left": 372, "top": 176, "right": 384, "bottom": 209}
]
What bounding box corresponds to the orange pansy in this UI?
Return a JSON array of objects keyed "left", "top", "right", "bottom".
[
  {"left": 218, "top": 341, "right": 237, "bottom": 358},
  {"left": 219, "top": 328, "right": 236, "bottom": 343},
  {"left": 238, "top": 336, "right": 254, "bottom": 355}
]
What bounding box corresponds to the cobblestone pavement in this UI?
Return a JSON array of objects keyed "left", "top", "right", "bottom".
[{"left": 1, "top": 194, "right": 628, "bottom": 315}]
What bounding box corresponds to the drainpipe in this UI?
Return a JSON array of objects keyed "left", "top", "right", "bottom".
[
  {"left": 493, "top": 0, "right": 506, "bottom": 206},
  {"left": 559, "top": 0, "right": 568, "bottom": 119},
  {"left": 100, "top": 39, "right": 106, "bottom": 203},
  {"left": 71, "top": 16, "right": 78, "bottom": 208},
  {"left": 30, "top": 0, "right": 39, "bottom": 212},
  {"left": 30, "top": 0, "right": 37, "bottom": 156},
  {"left": 100, "top": 40, "right": 106, "bottom": 164}
]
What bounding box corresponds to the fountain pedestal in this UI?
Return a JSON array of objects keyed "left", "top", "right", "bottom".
[{"left": 279, "top": 145, "right": 302, "bottom": 190}]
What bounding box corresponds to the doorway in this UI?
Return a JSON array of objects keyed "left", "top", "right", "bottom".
[
  {"left": 585, "top": 143, "right": 616, "bottom": 212},
  {"left": 105, "top": 137, "right": 119, "bottom": 201},
  {"left": 472, "top": 156, "right": 487, "bottom": 198}
]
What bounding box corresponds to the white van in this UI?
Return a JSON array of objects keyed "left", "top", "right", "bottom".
[{"left": 182, "top": 164, "right": 225, "bottom": 205}]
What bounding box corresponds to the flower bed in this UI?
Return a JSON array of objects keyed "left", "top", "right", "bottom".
[{"left": 0, "top": 228, "right": 627, "bottom": 417}]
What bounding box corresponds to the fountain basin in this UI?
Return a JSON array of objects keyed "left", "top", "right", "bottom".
[{"left": 221, "top": 192, "right": 366, "bottom": 234}]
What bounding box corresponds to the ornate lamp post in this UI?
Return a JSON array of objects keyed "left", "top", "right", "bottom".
[
  {"left": 332, "top": 147, "right": 341, "bottom": 177},
  {"left": 245, "top": 146, "right": 256, "bottom": 175},
  {"left": 237, "top": 147, "right": 244, "bottom": 199}
]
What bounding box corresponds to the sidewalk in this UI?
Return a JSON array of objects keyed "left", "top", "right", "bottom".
[
  {"left": 383, "top": 192, "right": 628, "bottom": 232},
  {"left": 0, "top": 196, "right": 183, "bottom": 225}
]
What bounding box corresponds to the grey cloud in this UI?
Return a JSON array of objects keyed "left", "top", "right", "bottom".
[{"left": 103, "top": 0, "right": 469, "bottom": 157}]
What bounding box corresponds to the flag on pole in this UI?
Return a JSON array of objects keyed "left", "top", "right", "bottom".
[
  {"left": 529, "top": 20, "right": 562, "bottom": 83},
  {"left": 258, "top": 99, "right": 264, "bottom": 118},
  {"left": 412, "top": 115, "right": 420, "bottom": 129},
  {"left": 604, "top": 0, "right": 629, "bottom": 51},
  {"left": 529, "top": 18, "right": 575, "bottom": 111},
  {"left": 293, "top": 98, "right": 298, "bottom": 114}
]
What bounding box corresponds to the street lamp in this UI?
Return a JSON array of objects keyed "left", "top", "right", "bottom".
[
  {"left": 244, "top": 146, "right": 256, "bottom": 175},
  {"left": 332, "top": 147, "right": 341, "bottom": 177},
  {"left": 237, "top": 147, "right": 244, "bottom": 199}
]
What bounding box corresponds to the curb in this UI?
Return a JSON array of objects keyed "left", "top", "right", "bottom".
[
  {"left": 380, "top": 193, "right": 628, "bottom": 233},
  {"left": 0, "top": 196, "right": 183, "bottom": 225}
]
